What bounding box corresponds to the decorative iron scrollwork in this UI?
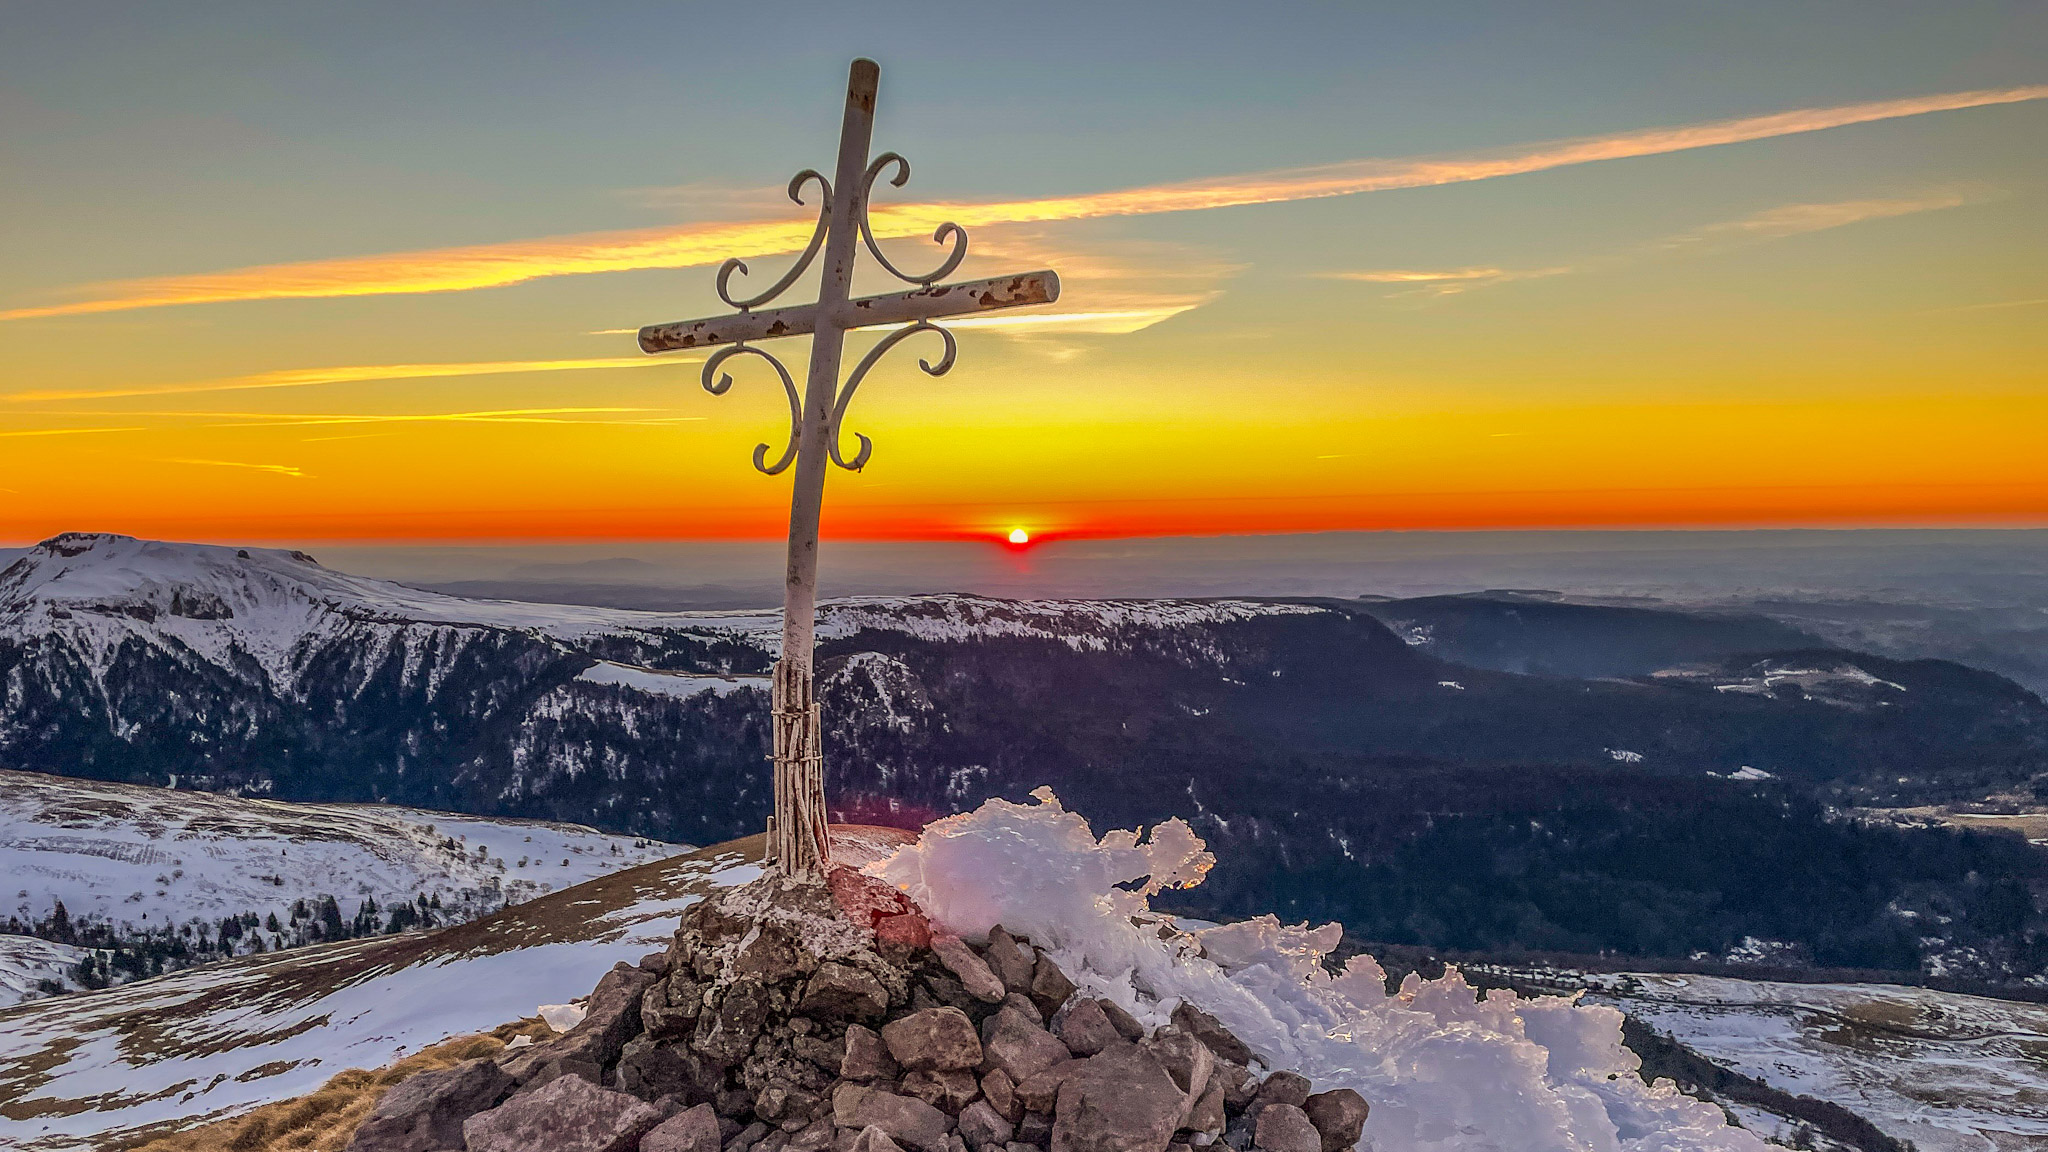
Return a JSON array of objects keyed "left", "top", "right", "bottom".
[
  {"left": 828, "top": 320, "right": 956, "bottom": 471},
  {"left": 857, "top": 153, "right": 968, "bottom": 286},
  {"left": 714, "top": 170, "right": 832, "bottom": 311},
  {"left": 701, "top": 344, "right": 802, "bottom": 475}
]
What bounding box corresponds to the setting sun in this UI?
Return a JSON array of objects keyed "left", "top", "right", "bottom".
[{"left": 1008, "top": 528, "right": 1030, "bottom": 545}]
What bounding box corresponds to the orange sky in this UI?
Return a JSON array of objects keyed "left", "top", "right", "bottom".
[{"left": 3, "top": 13, "right": 2044, "bottom": 545}]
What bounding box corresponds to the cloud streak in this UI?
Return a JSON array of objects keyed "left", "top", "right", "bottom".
[
  {"left": 5, "top": 355, "right": 702, "bottom": 403},
  {"left": 4, "top": 85, "right": 2041, "bottom": 322},
  {"left": 1332, "top": 191, "right": 1978, "bottom": 297}
]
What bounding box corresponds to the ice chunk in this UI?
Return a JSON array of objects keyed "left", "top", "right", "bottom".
[{"left": 867, "top": 790, "right": 1766, "bottom": 1152}]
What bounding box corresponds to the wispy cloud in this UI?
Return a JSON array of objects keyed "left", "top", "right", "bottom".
[
  {"left": 1331, "top": 191, "right": 1978, "bottom": 297},
  {"left": 5, "top": 355, "right": 703, "bottom": 403},
  {"left": 1322, "top": 266, "right": 1574, "bottom": 295},
  {"left": 5, "top": 86, "right": 2040, "bottom": 322},
  {"left": 0, "top": 425, "right": 145, "bottom": 439},
  {"left": 1927, "top": 296, "right": 2048, "bottom": 314},
  {"left": 161, "top": 458, "right": 306, "bottom": 477},
  {"left": 1653, "top": 191, "right": 1976, "bottom": 250}
]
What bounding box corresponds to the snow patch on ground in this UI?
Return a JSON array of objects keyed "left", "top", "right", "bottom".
[
  {"left": 0, "top": 934, "right": 89, "bottom": 1003},
  {"left": 1584, "top": 974, "right": 2048, "bottom": 1152},
  {"left": 575, "top": 661, "right": 768, "bottom": 699},
  {"left": 0, "top": 770, "right": 685, "bottom": 1002},
  {"left": 0, "top": 847, "right": 763, "bottom": 1151},
  {"left": 871, "top": 791, "right": 1769, "bottom": 1152}
]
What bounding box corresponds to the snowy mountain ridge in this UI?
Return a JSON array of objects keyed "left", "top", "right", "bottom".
[{"left": 0, "top": 532, "right": 1325, "bottom": 695}]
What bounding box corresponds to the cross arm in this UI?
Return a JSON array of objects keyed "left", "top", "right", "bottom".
[{"left": 638, "top": 270, "right": 1060, "bottom": 353}]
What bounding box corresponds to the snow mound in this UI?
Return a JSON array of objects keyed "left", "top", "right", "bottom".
[{"left": 870, "top": 791, "right": 1768, "bottom": 1152}]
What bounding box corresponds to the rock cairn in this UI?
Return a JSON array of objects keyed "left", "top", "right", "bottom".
[{"left": 348, "top": 869, "right": 1368, "bottom": 1152}]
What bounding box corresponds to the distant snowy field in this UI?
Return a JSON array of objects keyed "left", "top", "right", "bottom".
[
  {"left": 0, "top": 770, "right": 687, "bottom": 1003},
  {"left": 1589, "top": 974, "right": 2048, "bottom": 1152}
]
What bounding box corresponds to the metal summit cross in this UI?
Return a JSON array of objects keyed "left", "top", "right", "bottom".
[{"left": 633, "top": 59, "right": 1059, "bottom": 878}]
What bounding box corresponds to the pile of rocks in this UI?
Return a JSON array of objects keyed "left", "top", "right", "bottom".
[{"left": 347, "top": 870, "right": 1367, "bottom": 1152}]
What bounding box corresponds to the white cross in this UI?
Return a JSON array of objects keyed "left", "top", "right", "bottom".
[{"left": 633, "top": 59, "right": 1059, "bottom": 877}]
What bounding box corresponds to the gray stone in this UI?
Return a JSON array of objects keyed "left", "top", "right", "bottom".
[
  {"left": 957, "top": 1099, "right": 1016, "bottom": 1148},
  {"left": 882, "top": 1006, "right": 984, "bottom": 1071},
  {"left": 696, "top": 979, "right": 775, "bottom": 1068},
  {"left": 794, "top": 1033, "right": 846, "bottom": 1072},
  {"left": 788, "top": 1119, "right": 838, "bottom": 1152},
  {"left": 1027, "top": 955, "right": 1077, "bottom": 1018},
  {"left": 731, "top": 1120, "right": 772, "bottom": 1150},
  {"left": 565, "top": 962, "right": 658, "bottom": 1068},
  {"left": 1013, "top": 1061, "right": 1082, "bottom": 1114},
  {"left": 462, "top": 1073, "right": 663, "bottom": 1152},
  {"left": 1053, "top": 999, "right": 1120, "bottom": 1058},
  {"left": 981, "top": 1005, "right": 1072, "bottom": 1083},
  {"left": 901, "top": 1067, "right": 981, "bottom": 1113},
  {"left": 643, "top": 1103, "right": 722, "bottom": 1152},
  {"left": 1185, "top": 1077, "right": 1226, "bottom": 1137},
  {"left": 1214, "top": 1062, "right": 1256, "bottom": 1109},
  {"left": 347, "top": 1056, "right": 513, "bottom": 1152},
  {"left": 999, "top": 992, "right": 1042, "bottom": 1025},
  {"left": 801, "top": 962, "right": 890, "bottom": 1021},
  {"left": 616, "top": 1036, "right": 718, "bottom": 1104},
  {"left": 1095, "top": 999, "right": 1145, "bottom": 1043},
  {"left": 831, "top": 1085, "right": 952, "bottom": 1152},
  {"left": 645, "top": 977, "right": 704, "bottom": 1039},
  {"left": 1140, "top": 1028, "right": 1215, "bottom": 1099},
  {"left": 980, "top": 1068, "right": 1019, "bottom": 1123},
  {"left": 1171, "top": 1004, "right": 1251, "bottom": 1066},
  {"left": 983, "top": 927, "right": 1037, "bottom": 993},
  {"left": 931, "top": 935, "right": 1006, "bottom": 1003},
  {"left": 850, "top": 1127, "right": 906, "bottom": 1152},
  {"left": 1302, "top": 1090, "right": 1369, "bottom": 1152},
  {"left": 842, "top": 1023, "right": 900, "bottom": 1081},
  {"left": 1255, "top": 1072, "right": 1311, "bottom": 1110},
  {"left": 1016, "top": 1113, "right": 1053, "bottom": 1145},
  {"left": 512, "top": 1054, "right": 602, "bottom": 1097},
  {"left": 1251, "top": 1104, "right": 1318, "bottom": 1152},
  {"left": 1050, "top": 1044, "right": 1186, "bottom": 1152}
]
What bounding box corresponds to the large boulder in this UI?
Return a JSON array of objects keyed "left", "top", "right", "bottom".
[
  {"left": 957, "top": 1098, "right": 1016, "bottom": 1148},
  {"left": 1050, "top": 1044, "right": 1186, "bottom": 1152},
  {"left": 982, "top": 927, "right": 1037, "bottom": 993},
  {"left": 640, "top": 1102, "right": 722, "bottom": 1152},
  {"left": 565, "top": 963, "right": 657, "bottom": 1068},
  {"left": 1052, "top": 999, "right": 1121, "bottom": 1058},
  {"left": 842, "top": 1022, "right": 901, "bottom": 1081},
  {"left": 931, "top": 934, "right": 1006, "bottom": 1003},
  {"left": 1303, "top": 1089, "right": 1370, "bottom": 1152},
  {"left": 1171, "top": 1002, "right": 1252, "bottom": 1066},
  {"left": 800, "top": 961, "right": 891, "bottom": 1022},
  {"left": 461, "top": 1073, "right": 663, "bottom": 1152},
  {"left": 1256, "top": 1071, "right": 1312, "bottom": 1109},
  {"left": 1253, "top": 1103, "right": 1321, "bottom": 1152},
  {"left": 882, "top": 1006, "right": 984, "bottom": 1071},
  {"left": 981, "top": 1004, "right": 1072, "bottom": 1083},
  {"left": 832, "top": 1084, "right": 952, "bottom": 1152},
  {"left": 346, "top": 1057, "right": 513, "bottom": 1152}
]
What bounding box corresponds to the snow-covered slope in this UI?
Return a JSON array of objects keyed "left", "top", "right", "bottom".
[
  {"left": 1588, "top": 974, "right": 2048, "bottom": 1152},
  {"left": 0, "top": 532, "right": 1318, "bottom": 693},
  {"left": 0, "top": 770, "right": 687, "bottom": 1003},
  {"left": 0, "top": 828, "right": 911, "bottom": 1152}
]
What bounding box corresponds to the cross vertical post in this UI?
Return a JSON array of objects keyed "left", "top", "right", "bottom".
[{"left": 631, "top": 59, "right": 1060, "bottom": 878}]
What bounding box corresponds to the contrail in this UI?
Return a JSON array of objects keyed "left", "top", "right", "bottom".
[{"left": 3, "top": 85, "right": 2041, "bottom": 322}]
